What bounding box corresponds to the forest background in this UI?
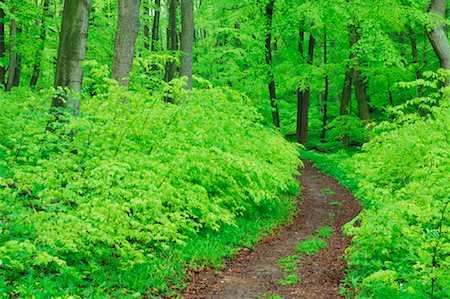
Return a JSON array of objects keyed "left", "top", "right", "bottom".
[{"left": 0, "top": 0, "right": 449, "bottom": 298}]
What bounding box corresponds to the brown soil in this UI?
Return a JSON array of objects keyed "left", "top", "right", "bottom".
[{"left": 184, "top": 160, "right": 362, "bottom": 299}]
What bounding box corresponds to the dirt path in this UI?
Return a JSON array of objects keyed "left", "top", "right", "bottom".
[{"left": 184, "top": 161, "right": 361, "bottom": 299}]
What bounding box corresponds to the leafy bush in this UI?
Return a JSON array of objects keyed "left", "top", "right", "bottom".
[
  {"left": 0, "top": 86, "right": 300, "bottom": 297},
  {"left": 343, "top": 82, "right": 450, "bottom": 298},
  {"left": 325, "top": 115, "right": 371, "bottom": 146}
]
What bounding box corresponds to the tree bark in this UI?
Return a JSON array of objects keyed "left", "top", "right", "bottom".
[
  {"left": 340, "top": 68, "right": 353, "bottom": 115},
  {"left": 30, "top": 0, "right": 51, "bottom": 87},
  {"left": 409, "top": 27, "right": 424, "bottom": 96},
  {"left": 427, "top": 0, "right": 450, "bottom": 75},
  {"left": 321, "top": 28, "right": 329, "bottom": 140},
  {"left": 112, "top": 0, "right": 141, "bottom": 87},
  {"left": 265, "top": 0, "right": 280, "bottom": 128},
  {"left": 164, "top": 0, "right": 178, "bottom": 102},
  {"left": 6, "top": 6, "right": 18, "bottom": 92},
  {"left": 143, "top": 0, "right": 150, "bottom": 50},
  {"left": 180, "top": 0, "right": 194, "bottom": 90},
  {"left": 0, "top": 0, "right": 6, "bottom": 86},
  {"left": 354, "top": 61, "right": 370, "bottom": 121},
  {"left": 297, "top": 33, "right": 315, "bottom": 143},
  {"left": 151, "top": 0, "right": 161, "bottom": 51},
  {"left": 52, "top": 0, "right": 92, "bottom": 115}
]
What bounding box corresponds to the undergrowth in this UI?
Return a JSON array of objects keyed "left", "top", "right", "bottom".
[
  {"left": 304, "top": 72, "right": 450, "bottom": 299},
  {"left": 0, "top": 85, "right": 300, "bottom": 298}
]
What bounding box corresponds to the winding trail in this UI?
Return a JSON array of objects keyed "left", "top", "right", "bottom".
[{"left": 184, "top": 160, "right": 361, "bottom": 299}]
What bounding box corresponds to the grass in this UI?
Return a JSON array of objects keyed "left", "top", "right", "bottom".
[
  {"left": 135, "top": 197, "right": 297, "bottom": 298},
  {"left": 277, "top": 274, "right": 300, "bottom": 286},
  {"left": 316, "top": 226, "right": 334, "bottom": 239},
  {"left": 328, "top": 201, "right": 343, "bottom": 207},
  {"left": 296, "top": 237, "right": 328, "bottom": 256},
  {"left": 275, "top": 255, "right": 299, "bottom": 273},
  {"left": 322, "top": 187, "right": 337, "bottom": 196}
]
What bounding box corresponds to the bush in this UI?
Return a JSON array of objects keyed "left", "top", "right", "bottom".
[
  {"left": 343, "top": 100, "right": 450, "bottom": 298},
  {"left": 0, "top": 86, "right": 300, "bottom": 298}
]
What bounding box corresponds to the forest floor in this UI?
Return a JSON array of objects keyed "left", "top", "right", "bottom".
[{"left": 184, "top": 160, "right": 361, "bottom": 299}]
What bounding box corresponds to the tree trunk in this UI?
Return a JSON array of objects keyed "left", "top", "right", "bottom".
[
  {"left": 52, "top": 0, "right": 92, "bottom": 115},
  {"left": 180, "top": 0, "right": 194, "bottom": 90},
  {"left": 340, "top": 25, "right": 358, "bottom": 116},
  {"left": 427, "top": 0, "right": 450, "bottom": 76},
  {"left": 151, "top": 0, "right": 161, "bottom": 51},
  {"left": 143, "top": 0, "right": 150, "bottom": 50},
  {"left": 321, "top": 28, "right": 329, "bottom": 140},
  {"left": 354, "top": 62, "right": 370, "bottom": 121},
  {"left": 409, "top": 27, "right": 424, "bottom": 96},
  {"left": 164, "top": 0, "right": 178, "bottom": 102},
  {"left": 297, "top": 33, "right": 315, "bottom": 143},
  {"left": 6, "top": 6, "right": 18, "bottom": 92},
  {"left": 0, "top": 0, "right": 6, "bottom": 86},
  {"left": 30, "top": 0, "right": 51, "bottom": 87},
  {"left": 112, "top": 0, "right": 141, "bottom": 87},
  {"left": 340, "top": 68, "right": 353, "bottom": 115},
  {"left": 265, "top": 0, "right": 280, "bottom": 128}
]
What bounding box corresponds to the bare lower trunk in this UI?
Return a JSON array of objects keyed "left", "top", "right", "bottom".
[
  {"left": 354, "top": 66, "right": 370, "bottom": 121},
  {"left": 112, "top": 0, "right": 141, "bottom": 87},
  {"left": 52, "top": 0, "right": 92, "bottom": 115},
  {"left": 30, "top": 0, "right": 50, "bottom": 87},
  {"left": 180, "top": 0, "right": 194, "bottom": 89},
  {"left": 164, "top": 0, "right": 178, "bottom": 102},
  {"left": 0, "top": 0, "right": 6, "bottom": 86},
  {"left": 409, "top": 28, "right": 424, "bottom": 96},
  {"left": 151, "top": 0, "right": 161, "bottom": 51},
  {"left": 5, "top": 6, "right": 17, "bottom": 92},
  {"left": 297, "top": 33, "right": 315, "bottom": 143},
  {"left": 427, "top": 0, "right": 450, "bottom": 84},
  {"left": 340, "top": 69, "right": 353, "bottom": 115},
  {"left": 265, "top": 0, "right": 280, "bottom": 128},
  {"left": 321, "top": 28, "right": 328, "bottom": 140}
]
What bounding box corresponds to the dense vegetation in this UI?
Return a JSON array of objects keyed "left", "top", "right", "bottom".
[{"left": 0, "top": 0, "right": 449, "bottom": 298}]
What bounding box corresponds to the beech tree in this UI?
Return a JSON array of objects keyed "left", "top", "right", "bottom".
[
  {"left": 0, "top": 0, "right": 5, "bottom": 86},
  {"left": 112, "top": 0, "right": 141, "bottom": 86},
  {"left": 30, "top": 0, "right": 50, "bottom": 87},
  {"left": 5, "top": 5, "right": 19, "bottom": 92},
  {"left": 51, "top": 0, "right": 92, "bottom": 115},
  {"left": 264, "top": 0, "right": 280, "bottom": 128},
  {"left": 180, "top": 0, "right": 194, "bottom": 90},
  {"left": 427, "top": 0, "right": 450, "bottom": 81}
]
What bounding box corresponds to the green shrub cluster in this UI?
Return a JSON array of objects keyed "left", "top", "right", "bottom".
[
  {"left": 344, "top": 100, "right": 450, "bottom": 298},
  {"left": 0, "top": 86, "right": 300, "bottom": 297}
]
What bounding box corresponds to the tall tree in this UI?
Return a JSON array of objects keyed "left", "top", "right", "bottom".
[
  {"left": 51, "top": 0, "right": 92, "bottom": 115},
  {"left": 340, "top": 25, "right": 358, "bottom": 116},
  {"left": 30, "top": 0, "right": 51, "bottom": 87},
  {"left": 0, "top": 0, "right": 6, "bottom": 86},
  {"left": 427, "top": 0, "right": 450, "bottom": 81},
  {"left": 265, "top": 0, "right": 280, "bottom": 128},
  {"left": 297, "top": 33, "right": 315, "bottom": 143},
  {"left": 321, "top": 27, "right": 329, "bottom": 140},
  {"left": 112, "top": 0, "right": 141, "bottom": 86},
  {"left": 164, "top": 0, "right": 178, "bottom": 102},
  {"left": 180, "top": 0, "right": 194, "bottom": 90},
  {"left": 151, "top": 0, "right": 161, "bottom": 51},
  {"left": 5, "top": 6, "right": 19, "bottom": 92}
]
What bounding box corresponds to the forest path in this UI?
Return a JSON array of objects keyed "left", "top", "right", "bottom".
[{"left": 184, "top": 160, "right": 361, "bottom": 299}]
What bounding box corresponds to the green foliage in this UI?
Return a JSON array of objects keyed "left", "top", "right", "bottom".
[
  {"left": 341, "top": 77, "right": 450, "bottom": 298},
  {"left": 0, "top": 85, "right": 299, "bottom": 297},
  {"left": 322, "top": 187, "right": 337, "bottom": 196},
  {"left": 316, "top": 226, "right": 334, "bottom": 239},
  {"left": 325, "top": 116, "right": 371, "bottom": 146},
  {"left": 275, "top": 255, "right": 299, "bottom": 273},
  {"left": 295, "top": 237, "right": 328, "bottom": 256},
  {"left": 277, "top": 274, "right": 300, "bottom": 286}
]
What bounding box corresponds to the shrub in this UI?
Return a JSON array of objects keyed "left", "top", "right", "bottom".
[{"left": 0, "top": 86, "right": 300, "bottom": 297}]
